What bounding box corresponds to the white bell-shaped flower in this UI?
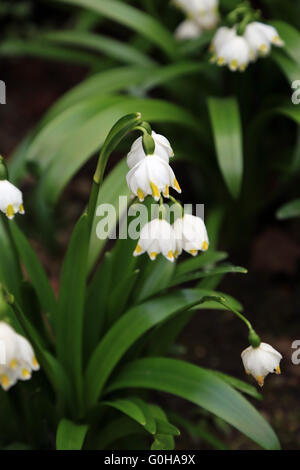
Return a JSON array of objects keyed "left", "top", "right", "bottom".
[
  {"left": 126, "top": 155, "right": 181, "bottom": 202},
  {"left": 173, "top": 213, "right": 209, "bottom": 257},
  {"left": 127, "top": 131, "right": 174, "bottom": 169},
  {"left": 174, "top": 0, "right": 218, "bottom": 17},
  {"left": 244, "top": 22, "right": 284, "bottom": 60},
  {"left": 133, "top": 218, "right": 176, "bottom": 262},
  {"left": 215, "top": 33, "right": 251, "bottom": 71},
  {"left": 175, "top": 19, "right": 203, "bottom": 39},
  {"left": 241, "top": 342, "right": 282, "bottom": 387},
  {"left": 0, "top": 180, "right": 25, "bottom": 220},
  {"left": 210, "top": 26, "right": 236, "bottom": 54},
  {"left": 0, "top": 322, "right": 39, "bottom": 391},
  {"left": 196, "top": 8, "right": 219, "bottom": 30}
]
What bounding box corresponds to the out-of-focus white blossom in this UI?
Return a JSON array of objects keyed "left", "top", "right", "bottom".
[
  {"left": 175, "top": 19, "right": 203, "bottom": 39},
  {"left": 211, "top": 28, "right": 250, "bottom": 71},
  {"left": 244, "top": 22, "right": 284, "bottom": 60}
]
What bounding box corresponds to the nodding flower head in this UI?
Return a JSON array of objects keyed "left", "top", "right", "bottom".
[
  {"left": 241, "top": 342, "right": 282, "bottom": 387},
  {"left": 133, "top": 218, "right": 176, "bottom": 262},
  {"left": 0, "top": 157, "right": 24, "bottom": 220},
  {"left": 0, "top": 322, "right": 39, "bottom": 391},
  {"left": 126, "top": 154, "right": 181, "bottom": 202},
  {"left": 174, "top": 0, "right": 218, "bottom": 18},
  {"left": 175, "top": 19, "right": 203, "bottom": 40},
  {"left": 244, "top": 22, "right": 284, "bottom": 61},
  {"left": 173, "top": 213, "right": 209, "bottom": 258},
  {"left": 211, "top": 30, "right": 251, "bottom": 72},
  {"left": 127, "top": 131, "right": 174, "bottom": 169}
]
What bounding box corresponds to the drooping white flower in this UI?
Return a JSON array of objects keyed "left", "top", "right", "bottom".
[
  {"left": 197, "top": 8, "right": 219, "bottom": 29},
  {"left": 174, "top": 0, "right": 218, "bottom": 17},
  {"left": 126, "top": 155, "right": 181, "bottom": 202},
  {"left": 173, "top": 213, "right": 209, "bottom": 257},
  {"left": 241, "top": 342, "right": 282, "bottom": 387},
  {"left": 0, "top": 180, "right": 25, "bottom": 220},
  {"left": 127, "top": 131, "right": 174, "bottom": 169},
  {"left": 210, "top": 26, "right": 236, "bottom": 54},
  {"left": 0, "top": 322, "right": 39, "bottom": 391},
  {"left": 244, "top": 21, "right": 284, "bottom": 60},
  {"left": 214, "top": 32, "right": 251, "bottom": 71},
  {"left": 133, "top": 218, "right": 176, "bottom": 262},
  {"left": 175, "top": 19, "right": 203, "bottom": 40}
]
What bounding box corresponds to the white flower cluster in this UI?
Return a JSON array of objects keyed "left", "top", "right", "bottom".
[
  {"left": 241, "top": 342, "right": 282, "bottom": 387},
  {"left": 210, "top": 22, "right": 284, "bottom": 72},
  {"left": 174, "top": 0, "right": 219, "bottom": 40},
  {"left": 126, "top": 129, "right": 209, "bottom": 262},
  {"left": 0, "top": 180, "right": 25, "bottom": 220},
  {"left": 0, "top": 322, "right": 39, "bottom": 391}
]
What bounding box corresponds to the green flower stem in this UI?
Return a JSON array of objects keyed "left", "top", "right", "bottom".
[
  {"left": 169, "top": 195, "right": 184, "bottom": 216},
  {"left": 86, "top": 113, "right": 143, "bottom": 232},
  {"left": 216, "top": 297, "right": 261, "bottom": 347}
]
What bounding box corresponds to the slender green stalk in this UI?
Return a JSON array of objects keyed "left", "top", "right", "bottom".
[{"left": 86, "top": 113, "right": 144, "bottom": 232}]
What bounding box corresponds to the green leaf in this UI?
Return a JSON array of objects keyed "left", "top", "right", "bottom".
[
  {"left": 151, "top": 433, "right": 174, "bottom": 450},
  {"left": 55, "top": 0, "right": 178, "bottom": 59},
  {"left": 271, "top": 20, "right": 300, "bottom": 67},
  {"left": 84, "top": 252, "right": 113, "bottom": 360},
  {"left": 130, "top": 398, "right": 156, "bottom": 435},
  {"left": 41, "top": 30, "right": 155, "bottom": 67},
  {"left": 134, "top": 256, "right": 175, "bottom": 303},
  {"left": 44, "top": 68, "right": 150, "bottom": 121},
  {"left": 38, "top": 97, "right": 200, "bottom": 206},
  {"left": 208, "top": 97, "right": 243, "bottom": 198},
  {"left": 56, "top": 215, "right": 89, "bottom": 407},
  {"left": 106, "top": 357, "right": 281, "bottom": 450},
  {"left": 0, "top": 218, "right": 22, "bottom": 302},
  {"left": 276, "top": 198, "right": 300, "bottom": 219},
  {"left": 272, "top": 49, "right": 300, "bottom": 83},
  {"left": 106, "top": 270, "right": 140, "bottom": 325},
  {"left": 169, "top": 264, "right": 247, "bottom": 289},
  {"left": 101, "top": 398, "right": 146, "bottom": 426},
  {"left": 0, "top": 39, "right": 99, "bottom": 67},
  {"left": 170, "top": 412, "right": 227, "bottom": 450},
  {"left": 9, "top": 222, "right": 57, "bottom": 326},
  {"left": 96, "top": 416, "right": 144, "bottom": 449},
  {"left": 56, "top": 419, "right": 88, "bottom": 450},
  {"left": 88, "top": 159, "right": 131, "bottom": 270},
  {"left": 175, "top": 251, "right": 228, "bottom": 277},
  {"left": 85, "top": 289, "right": 210, "bottom": 407},
  {"left": 212, "top": 371, "right": 262, "bottom": 400}
]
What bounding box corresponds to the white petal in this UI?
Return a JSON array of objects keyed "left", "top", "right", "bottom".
[{"left": 175, "top": 19, "right": 202, "bottom": 39}]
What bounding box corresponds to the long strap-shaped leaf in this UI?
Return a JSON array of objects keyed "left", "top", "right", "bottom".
[
  {"left": 106, "top": 357, "right": 281, "bottom": 450},
  {"left": 84, "top": 289, "right": 214, "bottom": 407},
  {"left": 271, "top": 21, "right": 300, "bottom": 67},
  {"left": 208, "top": 97, "right": 243, "bottom": 199},
  {"left": 10, "top": 221, "right": 57, "bottom": 326},
  {"left": 54, "top": 0, "right": 178, "bottom": 59},
  {"left": 57, "top": 214, "right": 89, "bottom": 410},
  {"left": 56, "top": 419, "right": 88, "bottom": 450},
  {"left": 40, "top": 30, "right": 155, "bottom": 67}
]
